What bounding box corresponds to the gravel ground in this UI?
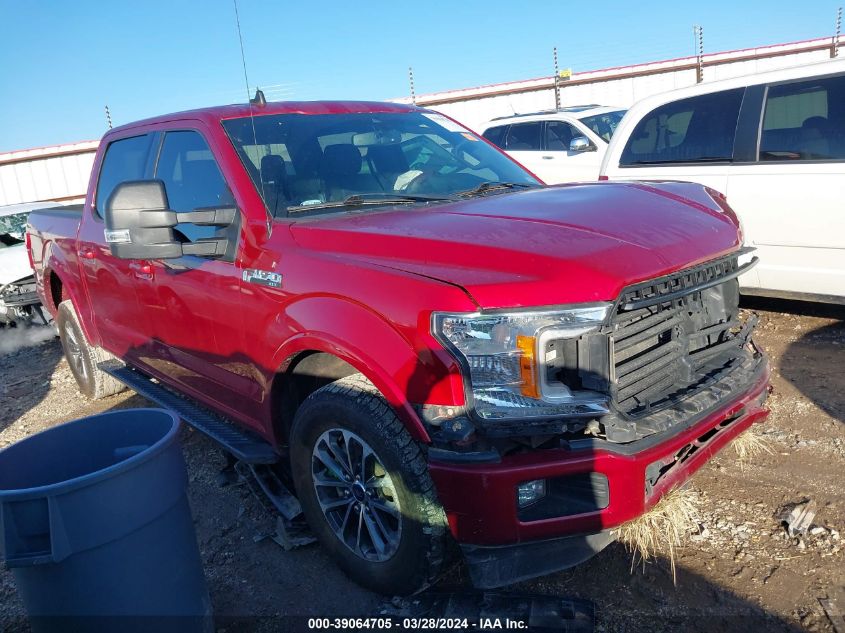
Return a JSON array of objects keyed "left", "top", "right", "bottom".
[{"left": 1, "top": 298, "right": 843, "bottom": 632}]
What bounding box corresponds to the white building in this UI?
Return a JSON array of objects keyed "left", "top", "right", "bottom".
[
  {"left": 0, "top": 140, "right": 99, "bottom": 206},
  {"left": 399, "top": 36, "right": 841, "bottom": 132}
]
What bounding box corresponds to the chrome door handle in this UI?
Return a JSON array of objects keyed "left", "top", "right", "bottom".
[{"left": 541, "top": 155, "right": 554, "bottom": 160}]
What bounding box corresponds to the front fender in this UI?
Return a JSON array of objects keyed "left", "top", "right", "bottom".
[{"left": 269, "top": 296, "right": 464, "bottom": 444}]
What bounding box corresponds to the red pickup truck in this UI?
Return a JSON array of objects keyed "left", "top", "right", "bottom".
[{"left": 26, "top": 100, "right": 769, "bottom": 594}]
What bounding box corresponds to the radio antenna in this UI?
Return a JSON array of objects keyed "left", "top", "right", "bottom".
[{"left": 233, "top": 0, "right": 270, "bottom": 226}]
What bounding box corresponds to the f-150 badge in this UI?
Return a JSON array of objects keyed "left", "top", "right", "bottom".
[{"left": 242, "top": 269, "right": 282, "bottom": 288}]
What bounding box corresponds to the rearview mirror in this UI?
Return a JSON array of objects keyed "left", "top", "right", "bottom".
[
  {"left": 569, "top": 136, "right": 596, "bottom": 153},
  {"left": 104, "top": 180, "right": 235, "bottom": 260}
]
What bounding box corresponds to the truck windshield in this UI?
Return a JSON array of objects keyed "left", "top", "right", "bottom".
[{"left": 222, "top": 111, "right": 540, "bottom": 217}]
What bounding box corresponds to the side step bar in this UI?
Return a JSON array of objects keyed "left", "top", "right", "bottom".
[{"left": 99, "top": 360, "right": 278, "bottom": 464}]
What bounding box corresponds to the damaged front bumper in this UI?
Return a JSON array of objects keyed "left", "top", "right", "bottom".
[{"left": 428, "top": 356, "right": 770, "bottom": 588}]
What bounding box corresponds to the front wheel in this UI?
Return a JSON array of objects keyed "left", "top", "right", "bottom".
[{"left": 290, "top": 374, "right": 448, "bottom": 595}]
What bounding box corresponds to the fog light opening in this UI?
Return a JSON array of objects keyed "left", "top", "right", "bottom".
[{"left": 516, "top": 479, "right": 546, "bottom": 508}]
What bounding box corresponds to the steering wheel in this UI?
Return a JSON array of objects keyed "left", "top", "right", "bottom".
[{"left": 403, "top": 170, "right": 436, "bottom": 194}]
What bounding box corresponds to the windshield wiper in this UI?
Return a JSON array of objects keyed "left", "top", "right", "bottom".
[
  {"left": 286, "top": 193, "right": 453, "bottom": 214},
  {"left": 455, "top": 182, "right": 538, "bottom": 198}
]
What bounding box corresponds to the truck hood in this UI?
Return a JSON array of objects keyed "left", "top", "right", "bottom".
[
  {"left": 289, "top": 182, "right": 741, "bottom": 309},
  {"left": 0, "top": 244, "right": 32, "bottom": 286}
]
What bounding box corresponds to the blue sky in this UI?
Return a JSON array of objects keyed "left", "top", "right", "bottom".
[{"left": 0, "top": 0, "right": 841, "bottom": 151}]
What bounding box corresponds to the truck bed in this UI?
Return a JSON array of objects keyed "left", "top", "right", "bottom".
[
  {"left": 28, "top": 204, "right": 83, "bottom": 218},
  {"left": 26, "top": 204, "right": 85, "bottom": 300}
]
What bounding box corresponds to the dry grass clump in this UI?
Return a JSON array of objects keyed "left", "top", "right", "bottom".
[
  {"left": 732, "top": 427, "right": 773, "bottom": 469},
  {"left": 615, "top": 486, "right": 699, "bottom": 582}
]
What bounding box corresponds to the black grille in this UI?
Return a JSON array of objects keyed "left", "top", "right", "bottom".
[
  {"left": 610, "top": 254, "right": 751, "bottom": 416},
  {"left": 618, "top": 254, "right": 743, "bottom": 311}
]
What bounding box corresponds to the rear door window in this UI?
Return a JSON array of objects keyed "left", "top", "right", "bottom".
[
  {"left": 620, "top": 89, "right": 744, "bottom": 165},
  {"left": 95, "top": 134, "right": 153, "bottom": 216},
  {"left": 503, "top": 122, "right": 543, "bottom": 151},
  {"left": 759, "top": 75, "right": 845, "bottom": 161}
]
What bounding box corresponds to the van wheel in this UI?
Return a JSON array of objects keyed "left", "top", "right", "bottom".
[
  {"left": 290, "top": 374, "right": 448, "bottom": 595},
  {"left": 57, "top": 300, "right": 124, "bottom": 400}
]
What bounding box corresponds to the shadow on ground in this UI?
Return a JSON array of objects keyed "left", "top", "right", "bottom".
[
  {"left": 458, "top": 541, "right": 805, "bottom": 633},
  {"left": 743, "top": 295, "right": 845, "bottom": 426}
]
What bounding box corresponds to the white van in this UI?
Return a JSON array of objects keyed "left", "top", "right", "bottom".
[{"left": 601, "top": 58, "right": 845, "bottom": 304}]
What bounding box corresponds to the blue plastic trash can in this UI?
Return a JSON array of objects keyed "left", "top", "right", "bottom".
[{"left": 0, "top": 408, "right": 212, "bottom": 633}]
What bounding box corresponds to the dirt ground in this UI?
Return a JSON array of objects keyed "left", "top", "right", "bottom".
[{"left": 1, "top": 298, "right": 843, "bottom": 632}]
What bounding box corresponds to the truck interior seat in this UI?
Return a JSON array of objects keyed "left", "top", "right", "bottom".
[
  {"left": 799, "top": 116, "right": 832, "bottom": 158},
  {"left": 260, "top": 154, "right": 288, "bottom": 214},
  {"left": 287, "top": 141, "right": 324, "bottom": 205},
  {"left": 366, "top": 144, "right": 409, "bottom": 190},
  {"left": 320, "top": 144, "right": 375, "bottom": 200}
]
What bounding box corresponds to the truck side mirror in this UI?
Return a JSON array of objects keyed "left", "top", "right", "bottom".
[{"left": 103, "top": 180, "right": 234, "bottom": 260}]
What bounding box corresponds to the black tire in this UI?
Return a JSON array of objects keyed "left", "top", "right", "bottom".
[
  {"left": 290, "top": 374, "right": 448, "bottom": 595},
  {"left": 56, "top": 300, "right": 124, "bottom": 400}
]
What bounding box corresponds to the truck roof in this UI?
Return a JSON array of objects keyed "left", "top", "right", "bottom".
[{"left": 108, "top": 100, "right": 421, "bottom": 136}]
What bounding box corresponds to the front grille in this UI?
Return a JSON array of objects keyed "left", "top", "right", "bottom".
[
  {"left": 617, "top": 254, "right": 743, "bottom": 311},
  {"left": 610, "top": 253, "right": 752, "bottom": 416}
]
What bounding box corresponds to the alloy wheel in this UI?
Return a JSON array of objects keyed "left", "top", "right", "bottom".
[
  {"left": 64, "top": 321, "right": 88, "bottom": 383},
  {"left": 310, "top": 428, "right": 402, "bottom": 562}
]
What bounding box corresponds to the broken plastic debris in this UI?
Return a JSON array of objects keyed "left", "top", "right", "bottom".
[{"left": 779, "top": 500, "right": 817, "bottom": 538}]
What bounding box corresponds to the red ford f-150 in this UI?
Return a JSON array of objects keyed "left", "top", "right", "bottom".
[{"left": 26, "top": 100, "right": 769, "bottom": 594}]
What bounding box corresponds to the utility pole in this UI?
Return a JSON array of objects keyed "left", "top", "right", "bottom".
[
  {"left": 104, "top": 105, "right": 112, "bottom": 130},
  {"left": 833, "top": 7, "right": 842, "bottom": 58},
  {"left": 694, "top": 25, "right": 704, "bottom": 83},
  {"left": 553, "top": 47, "right": 561, "bottom": 110},
  {"left": 408, "top": 67, "right": 416, "bottom": 105}
]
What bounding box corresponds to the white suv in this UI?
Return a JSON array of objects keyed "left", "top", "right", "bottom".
[
  {"left": 601, "top": 58, "right": 845, "bottom": 304},
  {"left": 481, "top": 105, "right": 626, "bottom": 183}
]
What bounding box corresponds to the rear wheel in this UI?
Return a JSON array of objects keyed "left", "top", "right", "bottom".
[
  {"left": 57, "top": 300, "right": 124, "bottom": 399},
  {"left": 290, "top": 374, "right": 448, "bottom": 595}
]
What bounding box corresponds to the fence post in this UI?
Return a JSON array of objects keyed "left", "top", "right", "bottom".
[
  {"left": 694, "top": 25, "right": 704, "bottom": 83},
  {"left": 409, "top": 67, "right": 416, "bottom": 105}
]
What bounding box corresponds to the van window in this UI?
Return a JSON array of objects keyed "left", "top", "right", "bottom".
[
  {"left": 620, "top": 89, "right": 743, "bottom": 165},
  {"left": 482, "top": 125, "right": 509, "bottom": 149},
  {"left": 95, "top": 135, "right": 152, "bottom": 216},
  {"left": 545, "top": 122, "right": 581, "bottom": 150},
  {"left": 503, "top": 122, "right": 543, "bottom": 151},
  {"left": 760, "top": 75, "right": 845, "bottom": 161}
]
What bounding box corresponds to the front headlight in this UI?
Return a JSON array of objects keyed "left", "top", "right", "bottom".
[{"left": 432, "top": 305, "right": 611, "bottom": 420}]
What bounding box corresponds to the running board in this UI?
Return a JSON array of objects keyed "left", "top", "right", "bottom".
[{"left": 99, "top": 360, "right": 278, "bottom": 464}]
